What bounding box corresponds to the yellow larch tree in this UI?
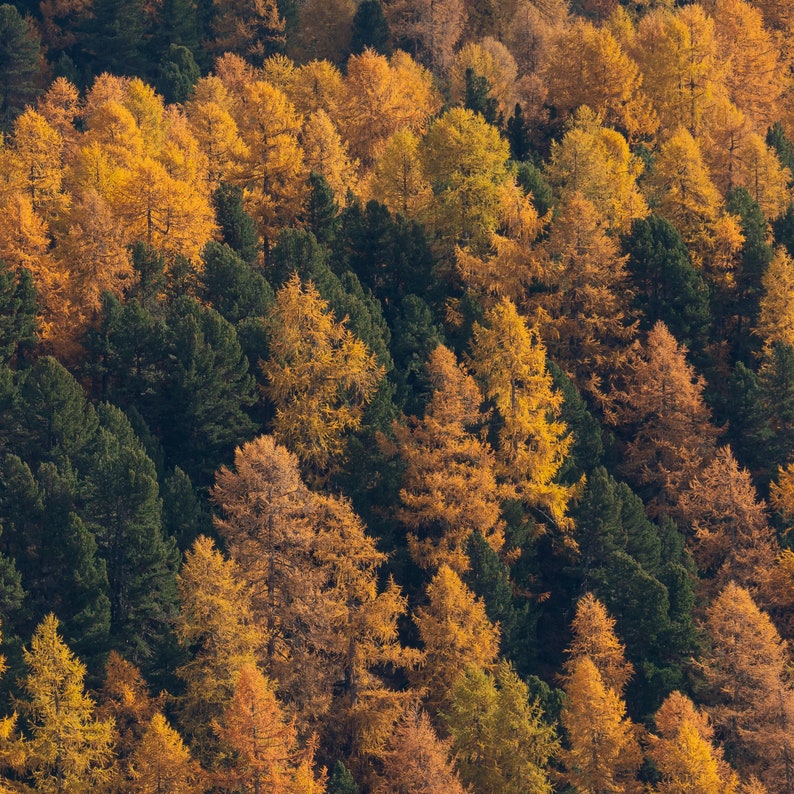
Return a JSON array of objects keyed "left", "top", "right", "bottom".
[
  {"left": 545, "top": 108, "right": 648, "bottom": 235},
  {"left": 35, "top": 77, "right": 81, "bottom": 156},
  {"left": 367, "top": 128, "right": 431, "bottom": 219},
  {"left": 419, "top": 107, "right": 511, "bottom": 254},
  {"left": 231, "top": 80, "right": 306, "bottom": 247},
  {"left": 645, "top": 126, "right": 744, "bottom": 274},
  {"left": 284, "top": 60, "right": 346, "bottom": 121},
  {"left": 648, "top": 691, "right": 739, "bottom": 794},
  {"left": 374, "top": 709, "right": 467, "bottom": 794},
  {"left": 208, "top": 0, "right": 285, "bottom": 64},
  {"left": 410, "top": 564, "right": 500, "bottom": 713},
  {"left": 53, "top": 188, "right": 133, "bottom": 325},
  {"left": 534, "top": 191, "right": 637, "bottom": 408},
  {"left": 564, "top": 592, "right": 634, "bottom": 695},
  {"left": 184, "top": 76, "right": 245, "bottom": 188},
  {"left": 121, "top": 78, "right": 166, "bottom": 155},
  {"left": 542, "top": 17, "right": 657, "bottom": 140},
  {"left": 733, "top": 133, "right": 791, "bottom": 221},
  {"left": 212, "top": 435, "right": 415, "bottom": 737},
  {"left": 0, "top": 192, "right": 65, "bottom": 345},
  {"left": 455, "top": 179, "right": 546, "bottom": 305},
  {"left": 677, "top": 446, "right": 778, "bottom": 597},
  {"left": 758, "top": 246, "right": 794, "bottom": 349},
  {"left": 701, "top": 583, "right": 794, "bottom": 793},
  {"left": 448, "top": 38, "right": 520, "bottom": 118},
  {"left": 96, "top": 651, "right": 159, "bottom": 762},
  {"left": 301, "top": 109, "right": 359, "bottom": 203},
  {"left": 20, "top": 614, "right": 116, "bottom": 793},
  {"left": 610, "top": 321, "right": 718, "bottom": 515},
  {"left": 7, "top": 109, "right": 67, "bottom": 219},
  {"left": 127, "top": 713, "right": 205, "bottom": 794},
  {"left": 630, "top": 4, "right": 725, "bottom": 137},
  {"left": 705, "top": 0, "right": 784, "bottom": 133},
  {"left": 262, "top": 275, "right": 384, "bottom": 476},
  {"left": 340, "top": 49, "right": 440, "bottom": 166},
  {"left": 394, "top": 344, "right": 505, "bottom": 574},
  {"left": 469, "top": 297, "right": 575, "bottom": 533},
  {"left": 175, "top": 535, "right": 263, "bottom": 764},
  {"left": 559, "top": 656, "right": 643, "bottom": 794},
  {"left": 215, "top": 663, "right": 324, "bottom": 794}
]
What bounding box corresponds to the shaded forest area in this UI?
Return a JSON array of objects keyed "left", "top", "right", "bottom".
[{"left": 3, "top": 0, "right": 794, "bottom": 791}]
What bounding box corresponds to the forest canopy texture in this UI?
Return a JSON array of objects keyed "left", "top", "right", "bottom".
[{"left": 3, "top": 0, "right": 794, "bottom": 791}]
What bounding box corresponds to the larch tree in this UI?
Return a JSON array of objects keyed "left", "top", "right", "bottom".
[
  {"left": 340, "top": 49, "right": 439, "bottom": 167},
  {"left": 648, "top": 691, "right": 740, "bottom": 794},
  {"left": 442, "top": 661, "right": 558, "bottom": 794},
  {"left": 455, "top": 179, "right": 546, "bottom": 305},
  {"left": 301, "top": 110, "right": 359, "bottom": 204},
  {"left": 610, "top": 321, "right": 718, "bottom": 514},
  {"left": 469, "top": 297, "right": 575, "bottom": 533},
  {"left": 96, "top": 651, "right": 158, "bottom": 761},
  {"left": 373, "top": 708, "right": 466, "bottom": 794},
  {"left": 759, "top": 247, "right": 794, "bottom": 348},
  {"left": 212, "top": 434, "right": 414, "bottom": 735},
  {"left": 19, "top": 614, "right": 116, "bottom": 793},
  {"left": 410, "top": 564, "right": 500, "bottom": 714},
  {"left": 706, "top": 0, "right": 784, "bottom": 133},
  {"left": 215, "top": 662, "right": 322, "bottom": 794},
  {"left": 419, "top": 107, "right": 511, "bottom": 254},
  {"left": 394, "top": 344, "right": 505, "bottom": 574},
  {"left": 208, "top": 0, "right": 285, "bottom": 64},
  {"left": 545, "top": 108, "right": 648, "bottom": 236},
  {"left": 383, "top": 0, "right": 466, "bottom": 74},
  {"left": 542, "top": 18, "right": 657, "bottom": 140},
  {"left": 175, "top": 536, "right": 263, "bottom": 764},
  {"left": 262, "top": 274, "right": 384, "bottom": 477},
  {"left": 534, "top": 191, "right": 637, "bottom": 409},
  {"left": 127, "top": 713, "right": 205, "bottom": 794},
  {"left": 559, "top": 656, "right": 643, "bottom": 794},
  {"left": 231, "top": 80, "right": 306, "bottom": 248},
  {"left": 677, "top": 446, "right": 778, "bottom": 596},
  {"left": 564, "top": 592, "right": 634, "bottom": 695},
  {"left": 700, "top": 583, "right": 794, "bottom": 793}
]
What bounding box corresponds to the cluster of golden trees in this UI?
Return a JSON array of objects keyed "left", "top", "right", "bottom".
[{"left": 6, "top": 0, "right": 794, "bottom": 791}]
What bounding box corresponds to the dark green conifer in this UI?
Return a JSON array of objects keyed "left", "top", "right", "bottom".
[
  {"left": 212, "top": 183, "right": 259, "bottom": 265},
  {"left": 350, "top": 0, "right": 391, "bottom": 56},
  {"left": 0, "top": 4, "right": 43, "bottom": 131}
]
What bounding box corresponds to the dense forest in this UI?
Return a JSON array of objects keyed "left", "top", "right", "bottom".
[{"left": 2, "top": 0, "right": 794, "bottom": 790}]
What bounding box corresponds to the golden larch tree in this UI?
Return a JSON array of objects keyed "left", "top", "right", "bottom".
[
  {"left": 373, "top": 709, "right": 467, "bottom": 794},
  {"left": 20, "top": 614, "right": 116, "bottom": 793},
  {"left": 394, "top": 344, "right": 506, "bottom": 574},
  {"left": 564, "top": 592, "right": 634, "bottom": 695},
  {"left": 701, "top": 583, "right": 794, "bottom": 793},
  {"left": 127, "top": 713, "right": 205, "bottom": 794},
  {"left": 262, "top": 275, "right": 384, "bottom": 476},
  {"left": 469, "top": 297, "right": 575, "bottom": 532},
  {"left": 175, "top": 536, "right": 264, "bottom": 764},
  {"left": 648, "top": 691, "right": 740, "bottom": 794},
  {"left": 677, "top": 446, "right": 778, "bottom": 595},
  {"left": 559, "top": 656, "right": 643, "bottom": 794},
  {"left": 610, "top": 321, "right": 718, "bottom": 515},
  {"left": 542, "top": 18, "right": 657, "bottom": 140},
  {"left": 410, "top": 565, "right": 500, "bottom": 713}
]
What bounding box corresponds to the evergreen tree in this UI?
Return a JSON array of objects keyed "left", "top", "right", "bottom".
[
  {"left": 211, "top": 183, "right": 260, "bottom": 266},
  {"left": 726, "top": 188, "right": 774, "bottom": 363},
  {"left": 464, "top": 67, "right": 500, "bottom": 126},
  {"left": 199, "top": 242, "right": 273, "bottom": 325},
  {"left": 507, "top": 103, "right": 532, "bottom": 163},
  {"left": 155, "top": 44, "right": 201, "bottom": 104},
  {"left": 160, "top": 467, "right": 213, "bottom": 552},
  {"left": 81, "top": 0, "right": 147, "bottom": 78},
  {"left": 759, "top": 341, "right": 794, "bottom": 473},
  {"left": 350, "top": 0, "right": 391, "bottom": 56},
  {"left": 0, "top": 5, "right": 42, "bottom": 131},
  {"left": 327, "top": 761, "right": 359, "bottom": 794},
  {"left": 81, "top": 403, "right": 179, "bottom": 667},
  {"left": 159, "top": 297, "right": 258, "bottom": 484},
  {"left": 307, "top": 171, "right": 340, "bottom": 247},
  {"left": 623, "top": 215, "right": 711, "bottom": 358},
  {"left": 0, "top": 261, "right": 37, "bottom": 365}
]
